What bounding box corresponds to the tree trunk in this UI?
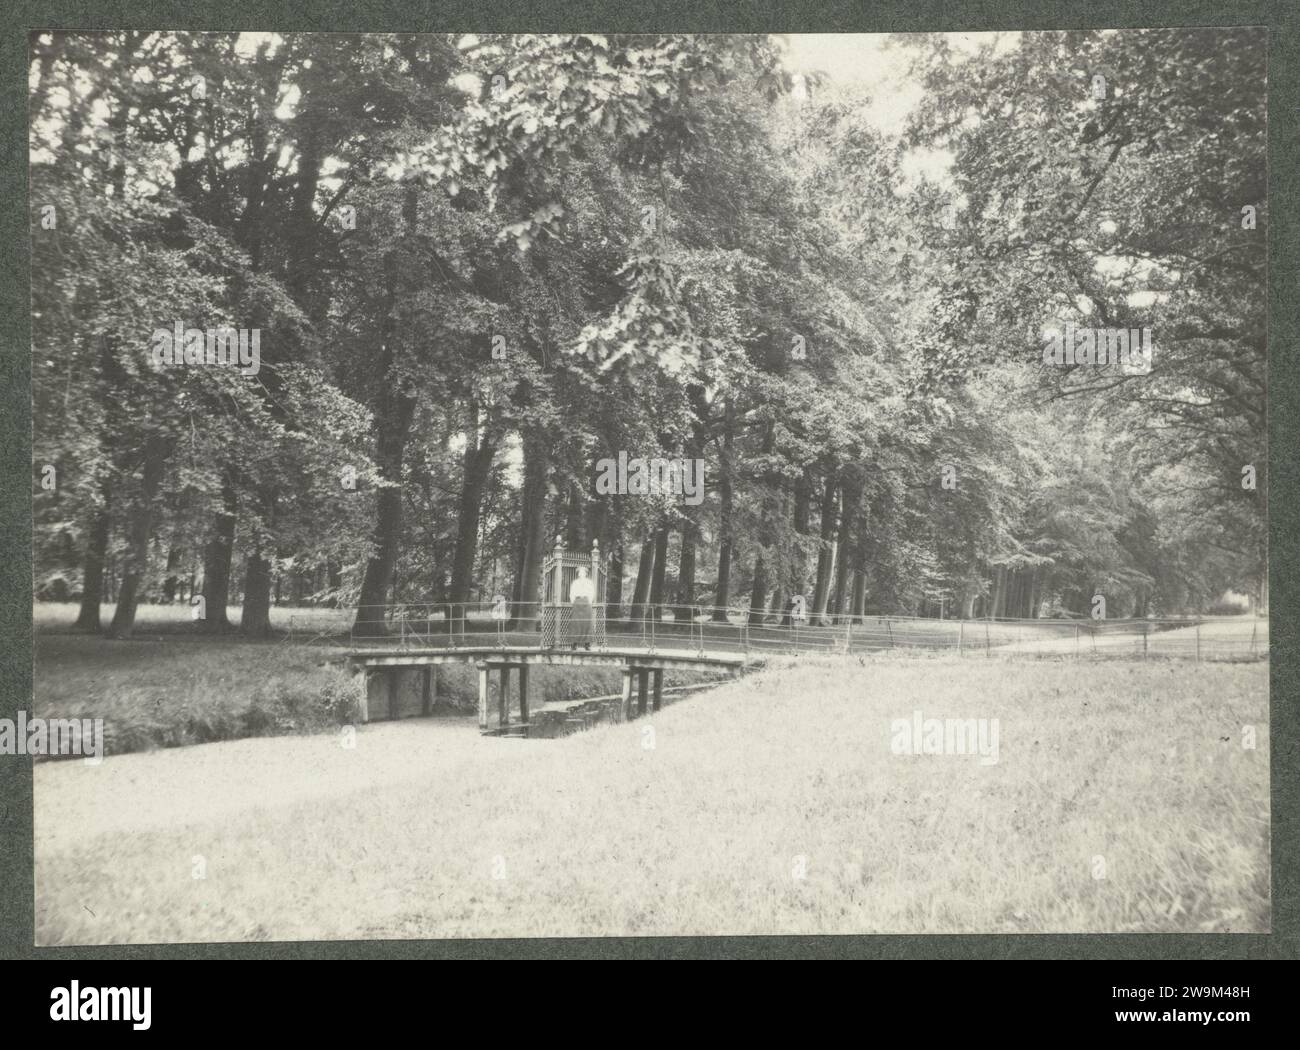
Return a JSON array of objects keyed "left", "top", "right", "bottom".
[
  {"left": 108, "top": 435, "right": 169, "bottom": 638},
  {"left": 713, "top": 542, "right": 732, "bottom": 621},
  {"left": 606, "top": 518, "right": 624, "bottom": 615},
  {"left": 647, "top": 527, "right": 669, "bottom": 620},
  {"left": 629, "top": 534, "right": 656, "bottom": 622},
  {"left": 201, "top": 473, "right": 238, "bottom": 631},
  {"left": 851, "top": 541, "right": 868, "bottom": 618},
  {"left": 287, "top": 121, "right": 323, "bottom": 316},
  {"left": 240, "top": 488, "right": 276, "bottom": 637},
  {"left": 811, "top": 471, "right": 838, "bottom": 624},
  {"left": 748, "top": 420, "right": 778, "bottom": 627},
  {"left": 851, "top": 575, "right": 867, "bottom": 618},
  {"left": 241, "top": 550, "right": 274, "bottom": 637},
  {"left": 352, "top": 188, "right": 421, "bottom": 636},
  {"left": 584, "top": 492, "right": 608, "bottom": 568},
  {"left": 353, "top": 392, "right": 415, "bottom": 636},
  {"left": 74, "top": 487, "right": 111, "bottom": 631},
  {"left": 748, "top": 552, "right": 768, "bottom": 626},
  {"left": 792, "top": 475, "right": 811, "bottom": 603},
  {"left": 673, "top": 520, "right": 697, "bottom": 620},
  {"left": 671, "top": 389, "right": 707, "bottom": 622},
  {"left": 830, "top": 543, "right": 852, "bottom": 622},
  {"left": 80, "top": 321, "right": 130, "bottom": 632},
  {"left": 830, "top": 476, "right": 861, "bottom": 623},
  {"left": 162, "top": 547, "right": 181, "bottom": 603},
  {"left": 602, "top": 501, "right": 624, "bottom": 613},
  {"left": 562, "top": 480, "right": 584, "bottom": 547},
  {"left": 712, "top": 404, "right": 735, "bottom": 621},
  {"left": 448, "top": 400, "right": 500, "bottom": 608},
  {"left": 712, "top": 482, "right": 733, "bottom": 621},
  {"left": 991, "top": 566, "right": 1008, "bottom": 619},
  {"left": 511, "top": 430, "right": 549, "bottom": 619}
]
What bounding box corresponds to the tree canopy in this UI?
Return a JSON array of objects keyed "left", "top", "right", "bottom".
[{"left": 30, "top": 29, "right": 1267, "bottom": 638}]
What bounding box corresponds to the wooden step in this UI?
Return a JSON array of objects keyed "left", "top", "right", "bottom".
[{"left": 485, "top": 723, "right": 532, "bottom": 738}]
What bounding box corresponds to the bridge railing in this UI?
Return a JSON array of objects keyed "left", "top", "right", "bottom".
[
  {"left": 348, "top": 601, "right": 750, "bottom": 655},
  {"left": 343, "top": 601, "right": 1267, "bottom": 662}
]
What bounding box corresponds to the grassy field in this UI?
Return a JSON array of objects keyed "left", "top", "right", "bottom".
[
  {"left": 34, "top": 632, "right": 363, "bottom": 754},
  {"left": 34, "top": 600, "right": 355, "bottom": 637},
  {"left": 34, "top": 654, "right": 1268, "bottom": 943}
]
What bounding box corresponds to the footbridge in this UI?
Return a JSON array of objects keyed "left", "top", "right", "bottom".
[
  {"left": 341, "top": 594, "right": 1265, "bottom": 736},
  {"left": 347, "top": 643, "right": 750, "bottom": 735}
]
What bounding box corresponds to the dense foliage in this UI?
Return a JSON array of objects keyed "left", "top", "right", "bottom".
[{"left": 30, "top": 30, "right": 1266, "bottom": 637}]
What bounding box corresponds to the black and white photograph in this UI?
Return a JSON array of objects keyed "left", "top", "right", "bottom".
[{"left": 24, "top": 26, "right": 1269, "bottom": 946}]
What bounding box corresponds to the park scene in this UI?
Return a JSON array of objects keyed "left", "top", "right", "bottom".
[{"left": 29, "top": 29, "right": 1268, "bottom": 942}]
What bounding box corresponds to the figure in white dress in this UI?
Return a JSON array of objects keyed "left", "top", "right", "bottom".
[{"left": 569, "top": 567, "right": 596, "bottom": 650}]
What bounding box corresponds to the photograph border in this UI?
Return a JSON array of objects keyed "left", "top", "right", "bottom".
[{"left": 2, "top": 0, "right": 1295, "bottom": 960}]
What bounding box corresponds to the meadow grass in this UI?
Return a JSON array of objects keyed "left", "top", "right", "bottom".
[{"left": 34, "top": 654, "right": 1268, "bottom": 942}]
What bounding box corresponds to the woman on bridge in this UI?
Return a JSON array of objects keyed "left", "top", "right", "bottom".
[{"left": 569, "top": 567, "right": 596, "bottom": 650}]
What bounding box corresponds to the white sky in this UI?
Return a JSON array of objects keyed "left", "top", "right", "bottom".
[
  {"left": 784, "top": 32, "right": 1021, "bottom": 136},
  {"left": 785, "top": 33, "right": 918, "bottom": 136},
  {"left": 782, "top": 33, "right": 1023, "bottom": 190}
]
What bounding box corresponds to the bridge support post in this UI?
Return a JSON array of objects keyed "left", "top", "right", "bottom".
[
  {"left": 499, "top": 667, "right": 512, "bottom": 726},
  {"left": 388, "top": 669, "right": 399, "bottom": 720},
  {"left": 518, "top": 664, "right": 530, "bottom": 725},
  {"left": 421, "top": 666, "right": 436, "bottom": 715},
  {"left": 477, "top": 663, "right": 489, "bottom": 732},
  {"left": 652, "top": 669, "right": 663, "bottom": 712},
  {"left": 621, "top": 667, "right": 634, "bottom": 721},
  {"left": 637, "top": 669, "right": 649, "bottom": 716}
]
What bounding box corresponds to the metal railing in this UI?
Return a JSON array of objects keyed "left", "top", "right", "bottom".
[{"left": 336, "top": 601, "right": 1268, "bottom": 663}]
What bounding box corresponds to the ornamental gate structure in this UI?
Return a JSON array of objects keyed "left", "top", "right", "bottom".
[{"left": 540, "top": 536, "right": 608, "bottom": 649}]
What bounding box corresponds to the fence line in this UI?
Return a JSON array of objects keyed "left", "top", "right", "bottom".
[{"left": 309, "top": 601, "right": 1267, "bottom": 663}]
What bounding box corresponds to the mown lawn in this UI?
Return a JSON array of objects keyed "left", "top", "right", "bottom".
[{"left": 34, "top": 655, "right": 1268, "bottom": 943}]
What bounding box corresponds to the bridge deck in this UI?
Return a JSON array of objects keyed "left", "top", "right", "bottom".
[
  {"left": 347, "top": 645, "right": 752, "bottom": 673},
  {"left": 348, "top": 645, "right": 751, "bottom": 734}
]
